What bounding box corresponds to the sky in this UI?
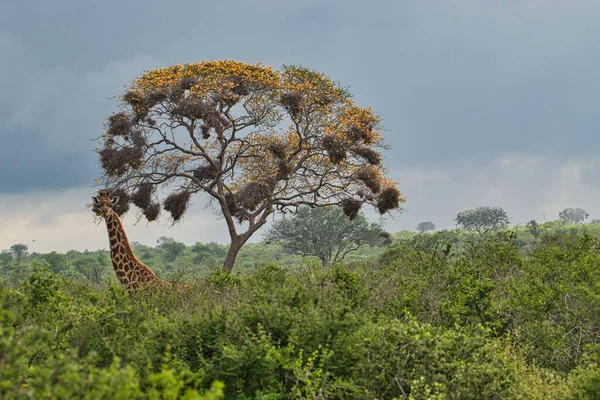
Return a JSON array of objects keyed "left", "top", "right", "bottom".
[{"left": 1, "top": 0, "right": 600, "bottom": 253}]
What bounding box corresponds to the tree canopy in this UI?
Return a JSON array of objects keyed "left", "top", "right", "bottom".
[
  {"left": 264, "top": 206, "right": 385, "bottom": 266},
  {"left": 416, "top": 221, "right": 436, "bottom": 233},
  {"left": 157, "top": 238, "right": 187, "bottom": 262},
  {"left": 559, "top": 208, "right": 589, "bottom": 224},
  {"left": 96, "top": 61, "right": 404, "bottom": 272},
  {"left": 455, "top": 207, "right": 509, "bottom": 237},
  {"left": 526, "top": 219, "right": 542, "bottom": 238},
  {"left": 10, "top": 244, "right": 28, "bottom": 261}
]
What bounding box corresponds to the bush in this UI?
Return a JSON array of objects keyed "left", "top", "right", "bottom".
[
  {"left": 353, "top": 319, "right": 517, "bottom": 399},
  {"left": 4, "top": 232, "right": 600, "bottom": 398}
]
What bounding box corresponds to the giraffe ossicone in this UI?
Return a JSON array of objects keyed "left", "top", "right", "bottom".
[{"left": 93, "top": 190, "right": 187, "bottom": 291}]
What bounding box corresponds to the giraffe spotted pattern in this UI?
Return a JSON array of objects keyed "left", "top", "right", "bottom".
[{"left": 93, "top": 190, "right": 186, "bottom": 291}]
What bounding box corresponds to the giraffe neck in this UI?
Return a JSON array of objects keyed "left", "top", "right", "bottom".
[
  {"left": 105, "top": 210, "right": 136, "bottom": 259},
  {"left": 104, "top": 210, "right": 157, "bottom": 288}
]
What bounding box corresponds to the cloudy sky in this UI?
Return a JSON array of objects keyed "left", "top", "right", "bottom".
[{"left": 1, "top": 0, "right": 600, "bottom": 253}]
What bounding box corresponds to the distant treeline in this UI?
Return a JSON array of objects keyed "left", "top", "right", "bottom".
[{"left": 1, "top": 219, "right": 599, "bottom": 286}]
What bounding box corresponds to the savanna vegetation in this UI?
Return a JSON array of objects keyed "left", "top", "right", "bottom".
[
  {"left": 1, "top": 216, "right": 600, "bottom": 398},
  {"left": 2, "top": 59, "right": 598, "bottom": 398}
]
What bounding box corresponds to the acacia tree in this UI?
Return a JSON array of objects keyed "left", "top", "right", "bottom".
[
  {"left": 10, "top": 244, "right": 28, "bottom": 261},
  {"left": 416, "top": 221, "right": 435, "bottom": 233},
  {"left": 96, "top": 61, "right": 404, "bottom": 273},
  {"left": 455, "top": 207, "right": 509, "bottom": 237},
  {"left": 559, "top": 208, "right": 589, "bottom": 224},
  {"left": 265, "top": 206, "right": 386, "bottom": 266}
]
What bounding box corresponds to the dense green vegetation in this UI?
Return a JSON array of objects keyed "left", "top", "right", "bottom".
[
  {"left": 3, "top": 219, "right": 599, "bottom": 287},
  {"left": 0, "top": 239, "right": 387, "bottom": 287},
  {"left": 1, "top": 221, "right": 600, "bottom": 398}
]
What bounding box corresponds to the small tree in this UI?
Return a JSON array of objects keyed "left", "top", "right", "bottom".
[
  {"left": 159, "top": 240, "right": 187, "bottom": 262},
  {"left": 526, "top": 219, "right": 542, "bottom": 238},
  {"left": 265, "top": 206, "right": 384, "bottom": 266},
  {"left": 455, "top": 207, "right": 509, "bottom": 237},
  {"left": 559, "top": 208, "right": 589, "bottom": 224},
  {"left": 191, "top": 242, "right": 226, "bottom": 267},
  {"left": 0, "top": 250, "right": 13, "bottom": 271},
  {"left": 10, "top": 244, "right": 28, "bottom": 261},
  {"left": 96, "top": 61, "right": 404, "bottom": 273},
  {"left": 416, "top": 221, "right": 435, "bottom": 233},
  {"left": 43, "top": 252, "right": 68, "bottom": 274},
  {"left": 74, "top": 256, "right": 107, "bottom": 285},
  {"left": 156, "top": 236, "right": 175, "bottom": 247}
]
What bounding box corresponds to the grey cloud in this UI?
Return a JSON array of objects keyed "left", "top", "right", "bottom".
[
  {"left": 2, "top": 1, "right": 309, "bottom": 70},
  {"left": 0, "top": 128, "right": 92, "bottom": 193},
  {"left": 0, "top": 34, "right": 161, "bottom": 192},
  {"left": 2, "top": 153, "right": 598, "bottom": 253},
  {"left": 389, "top": 154, "right": 600, "bottom": 232},
  {"left": 1, "top": 0, "right": 600, "bottom": 199},
  {"left": 581, "top": 161, "right": 600, "bottom": 187},
  {"left": 317, "top": 1, "right": 600, "bottom": 164}
]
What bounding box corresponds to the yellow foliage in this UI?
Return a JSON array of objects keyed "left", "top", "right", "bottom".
[
  {"left": 99, "top": 60, "right": 404, "bottom": 215},
  {"left": 132, "top": 60, "right": 279, "bottom": 94}
]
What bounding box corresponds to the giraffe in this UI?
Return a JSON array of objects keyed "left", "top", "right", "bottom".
[{"left": 92, "top": 190, "right": 186, "bottom": 291}]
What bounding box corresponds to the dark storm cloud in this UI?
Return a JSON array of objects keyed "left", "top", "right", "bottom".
[
  {"left": 1, "top": 0, "right": 600, "bottom": 195},
  {"left": 0, "top": 129, "right": 93, "bottom": 193},
  {"left": 0, "top": 30, "right": 159, "bottom": 193},
  {"left": 335, "top": 1, "right": 600, "bottom": 164}
]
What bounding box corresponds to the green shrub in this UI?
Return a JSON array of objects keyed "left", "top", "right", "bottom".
[
  {"left": 353, "top": 319, "right": 517, "bottom": 399},
  {"left": 4, "top": 232, "right": 598, "bottom": 398}
]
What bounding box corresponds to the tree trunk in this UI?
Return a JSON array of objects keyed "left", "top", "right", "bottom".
[
  {"left": 320, "top": 256, "right": 329, "bottom": 268},
  {"left": 221, "top": 212, "right": 269, "bottom": 274},
  {"left": 222, "top": 238, "right": 244, "bottom": 274}
]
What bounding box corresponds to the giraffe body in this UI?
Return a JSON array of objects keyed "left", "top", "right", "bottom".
[
  {"left": 104, "top": 209, "right": 159, "bottom": 289},
  {"left": 93, "top": 190, "right": 183, "bottom": 290}
]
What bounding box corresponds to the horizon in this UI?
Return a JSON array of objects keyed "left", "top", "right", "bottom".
[{"left": 2, "top": 1, "right": 599, "bottom": 253}]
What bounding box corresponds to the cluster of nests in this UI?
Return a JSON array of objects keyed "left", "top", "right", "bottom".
[
  {"left": 133, "top": 184, "right": 191, "bottom": 223},
  {"left": 224, "top": 177, "right": 278, "bottom": 223},
  {"left": 172, "top": 94, "right": 232, "bottom": 139},
  {"left": 193, "top": 142, "right": 290, "bottom": 223},
  {"left": 100, "top": 184, "right": 191, "bottom": 223},
  {"left": 267, "top": 141, "right": 293, "bottom": 181},
  {"left": 103, "top": 180, "right": 399, "bottom": 224},
  {"left": 322, "top": 131, "right": 381, "bottom": 167},
  {"left": 101, "top": 75, "right": 252, "bottom": 176},
  {"left": 339, "top": 185, "right": 401, "bottom": 220},
  {"left": 354, "top": 166, "right": 402, "bottom": 215},
  {"left": 335, "top": 165, "right": 401, "bottom": 219},
  {"left": 318, "top": 118, "right": 400, "bottom": 218},
  {"left": 100, "top": 113, "right": 147, "bottom": 176},
  {"left": 279, "top": 92, "right": 333, "bottom": 118},
  {"left": 123, "top": 75, "right": 249, "bottom": 122},
  {"left": 129, "top": 74, "right": 246, "bottom": 138}
]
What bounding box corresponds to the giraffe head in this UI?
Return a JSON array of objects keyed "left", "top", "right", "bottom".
[{"left": 92, "top": 190, "right": 120, "bottom": 218}]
